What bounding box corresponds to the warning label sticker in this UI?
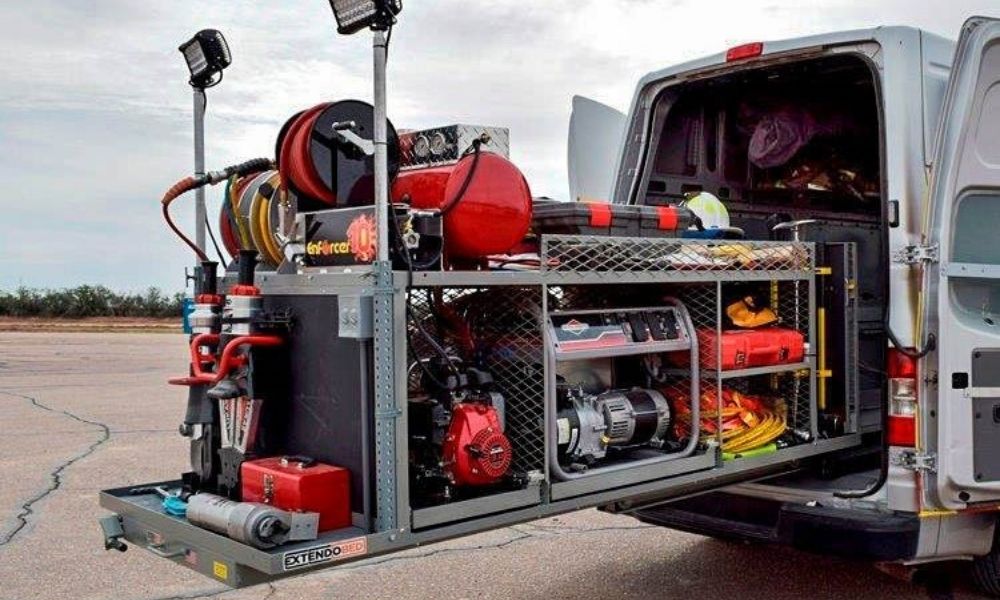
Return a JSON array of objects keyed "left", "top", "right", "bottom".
[
  {"left": 557, "top": 418, "right": 571, "bottom": 445},
  {"left": 282, "top": 537, "right": 368, "bottom": 571}
]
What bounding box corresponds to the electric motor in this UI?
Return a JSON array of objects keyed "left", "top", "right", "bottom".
[{"left": 557, "top": 389, "right": 671, "bottom": 464}]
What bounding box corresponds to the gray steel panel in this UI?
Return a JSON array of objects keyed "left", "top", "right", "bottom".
[
  {"left": 711, "top": 362, "right": 812, "bottom": 380},
  {"left": 257, "top": 272, "right": 375, "bottom": 296},
  {"left": 102, "top": 485, "right": 364, "bottom": 573},
  {"left": 942, "top": 262, "right": 1000, "bottom": 278},
  {"left": 101, "top": 433, "right": 862, "bottom": 585},
  {"left": 411, "top": 485, "right": 542, "bottom": 530},
  {"left": 972, "top": 350, "right": 1000, "bottom": 482},
  {"left": 399, "top": 125, "right": 510, "bottom": 169},
  {"left": 550, "top": 452, "right": 717, "bottom": 500},
  {"left": 372, "top": 263, "right": 399, "bottom": 532}
]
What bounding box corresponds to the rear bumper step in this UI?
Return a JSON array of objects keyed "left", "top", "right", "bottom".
[{"left": 632, "top": 491, "right": 919, "bottom": 561}]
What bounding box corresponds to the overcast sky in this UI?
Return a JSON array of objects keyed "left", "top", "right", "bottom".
[{"left": 0, "top": 0, "right": 996, "bottom": 291}]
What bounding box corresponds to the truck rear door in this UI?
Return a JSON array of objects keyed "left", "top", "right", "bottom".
[
  {"left": 567, "top": 95, "right": 626, "bottom": 202},
  {"left": 921, "top": 16, "right": 1000, "bottom": 510}
]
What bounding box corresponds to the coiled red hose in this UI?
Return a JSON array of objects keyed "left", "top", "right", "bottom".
[
  {"left": 279, "top": 102, "right": 336, "bottom": 204},
  {"left": 160, "top": 158, "right": 272, "bottom": 261},
  {"left": 161, "top": 176, "right": 208, "bottom": 261}
]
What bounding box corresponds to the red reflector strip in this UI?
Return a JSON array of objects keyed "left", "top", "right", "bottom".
[
  {"left": 887, "top": 415, "right": 916, "bottom": 447},
  {"left": 588, "top": 203, "right": 613, "bottom": 227},
  {"left": 656, "top": 206, "right": 678, "bottom": 230},
  {"left": 726, "top": 42, "right": 763, "bottom": 62}
]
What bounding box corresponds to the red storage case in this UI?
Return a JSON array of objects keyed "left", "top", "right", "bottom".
[
  {"left": 685, "top": 327, "right": 805, "bottom": 370},
  {"left": 241, "top": 457, "right": 351, "bottom": 532}
]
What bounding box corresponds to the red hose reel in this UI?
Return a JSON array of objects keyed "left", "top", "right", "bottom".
[
  {"left": 277, "top": 100, "right": 400, "bottom": 207},
  {"left": 277, "top": 100, "right": 532, "bottom": 260}
]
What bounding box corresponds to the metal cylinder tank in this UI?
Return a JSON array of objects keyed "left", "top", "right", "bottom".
[{"left": 391, "top": 152, "right": 532, "bottom": 259}]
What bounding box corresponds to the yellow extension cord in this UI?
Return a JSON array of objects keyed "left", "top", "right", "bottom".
[{"left": 230, "top": 175, "right": 253, "bottom": 251}]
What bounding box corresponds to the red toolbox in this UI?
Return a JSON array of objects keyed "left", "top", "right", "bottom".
[
  {"left": 700, "top": 327, "right": 806, "bottom": 370},
  {"left": 241, "top": 456, "right": 351, "bottom": 532}
]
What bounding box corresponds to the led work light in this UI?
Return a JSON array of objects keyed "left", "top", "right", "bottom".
[
  {"left": 328, "top": 0, "right": 402, "bottom": 34},
  {"left": 178, "top": 29, "right": 232, "bottom": 89}
]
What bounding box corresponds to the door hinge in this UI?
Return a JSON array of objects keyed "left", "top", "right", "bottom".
[
  {"left": 892, "top": 450, "right": 937, "bottom": 473},
  {"left": 893, "top": 244, "right": 939, "bottom": 265}
]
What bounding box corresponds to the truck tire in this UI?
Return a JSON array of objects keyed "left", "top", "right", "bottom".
[{"left": 972, "top": 525, "right": 1000, "bottom": 597}]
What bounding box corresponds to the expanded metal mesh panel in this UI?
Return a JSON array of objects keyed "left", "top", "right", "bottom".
[
  {"left": 407, "top": 287, "right": 545, "bottom": 473},
  {"left": 656, "top": 376, "right": 715, "bottom": 445},
  {"left": 677, "top": 281, "right": 815, "bottom": 443},
  {"left": 723, "top": 373, "right": 812, "bottom": 438},
  {"left": 541, "top": 235, "right": 813, "bottom": 276},
  {"left": 774, "top": 280, "right": 811, "bottom": 337},
  {"left": 782, "top": 372, "right": 814, "bottom": 435}
]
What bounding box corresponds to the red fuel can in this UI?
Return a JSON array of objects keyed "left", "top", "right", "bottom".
[{"left": 241, "top": 456, "right": 351, "bottom": 532}]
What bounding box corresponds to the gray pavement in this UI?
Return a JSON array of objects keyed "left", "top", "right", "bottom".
[{"left": 0, "top": 332, "right": 986, "bottom": 599}]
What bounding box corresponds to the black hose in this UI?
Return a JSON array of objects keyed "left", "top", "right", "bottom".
[
  {"left": 439, "top": 138, "right": 483, "bottom": 216},
  {"left": 204, "top": 214, "right": 227, "bottom": 264},
  {"left": 161, "top": 158, "right": 273, "bottom": 261},
  {"left": 888, "top": 328, "right": 937, "bottom": 359},
  {"left": 390, "top": 210, "right": 460, "bottom": 382}
]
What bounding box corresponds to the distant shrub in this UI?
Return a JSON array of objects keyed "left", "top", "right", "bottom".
[{"left": 0, "top": 286, "right": 183, "bottom": 318}]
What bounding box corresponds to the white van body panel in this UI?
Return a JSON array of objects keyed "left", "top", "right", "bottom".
[
  {"left": 567, "top": 96, "right": 626, "bottom": 202},
  {"left": 919, "top": 17, "right": 1000, "bottom": 510},
  {"left": 573, "top": 19, "right": 1000, "bottom": 561},
  {"left": 605, "top": 26, "right": 956, "bottom": 350}
]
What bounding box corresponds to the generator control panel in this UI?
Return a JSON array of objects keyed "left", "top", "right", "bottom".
[{"left": 548, "top": 305, "right": 693, "bottom": 361}]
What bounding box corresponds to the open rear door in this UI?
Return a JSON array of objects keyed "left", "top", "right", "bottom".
[
  {"left": 567, "top": 95, "right": 625, "bottom": 202},
  {"left": 922, "top": 17, "right": 1000, "bottom": 509}
]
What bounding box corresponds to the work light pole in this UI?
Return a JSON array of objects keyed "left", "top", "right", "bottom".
[
  {"left": 372, "top": 28, "right": 390, "bottom": 264},
  {"left": 369, "top": 25, "right": 398, "bottom": 533},
  {"left": 193, "top": 88, "right": 207, "bottom": 255}
]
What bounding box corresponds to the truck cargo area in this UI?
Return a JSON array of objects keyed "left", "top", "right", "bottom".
[{"left": 630, "top": 50, "right": 890, "bottom": 491}]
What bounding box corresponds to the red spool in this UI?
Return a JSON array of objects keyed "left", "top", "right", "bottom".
[
  {"left": 391, "top": 152, "right": 532, "bottom": 259},
  {"left": 279, "top": 103, "right": 336, "bottom": 204},
  {"left": 219, "top": 203, "right": 239, "bottom": 258}
]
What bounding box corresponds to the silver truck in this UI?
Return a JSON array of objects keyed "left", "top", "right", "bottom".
[
  {"left": 568, "top": 15, "right": 1000, "bottom": 594},
  {"left": 99, "top": 13, "right": 1000, "bottom": 596}
]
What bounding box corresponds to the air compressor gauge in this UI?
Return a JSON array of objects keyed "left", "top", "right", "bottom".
[
  {"left": 429, "top": 132, "right": 448, "bottom": 156},
  {"left": 412, "top": 134, "right": 431, "bottom": 159},
  {"left": 398, "top": 125, "right": 510, "bottom": 169}
]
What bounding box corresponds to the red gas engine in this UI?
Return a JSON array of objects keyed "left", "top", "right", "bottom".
[
  {"left": 442, "top": 403, "right": 512, "bottom": 487},
  {"left": 407, "top": 360, "right": 513, "bottom": 502}
]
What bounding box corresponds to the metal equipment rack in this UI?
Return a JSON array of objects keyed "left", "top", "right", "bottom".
[{"left": 100, "top": 235, "right": 862, "bottom": 587}]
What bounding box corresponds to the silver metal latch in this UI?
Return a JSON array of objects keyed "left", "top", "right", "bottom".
[
  {"left": 893, "top": 244, "right": 939, "bottom": 265},
  {"left": 893, "top": 450, "right": 937, "bottom": 473}
]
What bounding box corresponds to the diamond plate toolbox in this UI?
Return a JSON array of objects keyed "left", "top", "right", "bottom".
[{"left": 399, "top": 124, "right": 510, "bottom": 170}]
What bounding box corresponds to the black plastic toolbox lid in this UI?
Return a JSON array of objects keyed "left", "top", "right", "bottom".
[
  {"left": 532, "top": 201, "right": 694, "bottom": 238},
  {"left": 638, "top": 204, "right": 697, "bottom": 238}
]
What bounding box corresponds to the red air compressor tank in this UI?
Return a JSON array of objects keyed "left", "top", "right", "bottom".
[{"left": 391, "top": 152, "right": 532, "bottom": 259}]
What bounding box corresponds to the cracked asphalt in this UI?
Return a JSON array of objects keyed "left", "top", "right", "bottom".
[{"left": 0, "top": 331, "right": 990, "bottom": 600}]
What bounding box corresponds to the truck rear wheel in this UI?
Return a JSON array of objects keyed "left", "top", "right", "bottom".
[{"left": 971, "top": 526, "right": 1000, "bottom": 597}]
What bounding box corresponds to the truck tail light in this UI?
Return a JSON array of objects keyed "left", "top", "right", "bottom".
[
  {"left": 887, "top": 348, "right": 918, "bottom": 447},
  {"left": 726, "top": 42, "right": 763, "bottom": 62}
]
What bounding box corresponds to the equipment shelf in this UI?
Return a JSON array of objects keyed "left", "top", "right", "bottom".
[
  {"left": 666, "top": 362, "right": 812, "bottom": 380},
  {"left": 100, "top": 235, "right": 862, "bottom": 588}
]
